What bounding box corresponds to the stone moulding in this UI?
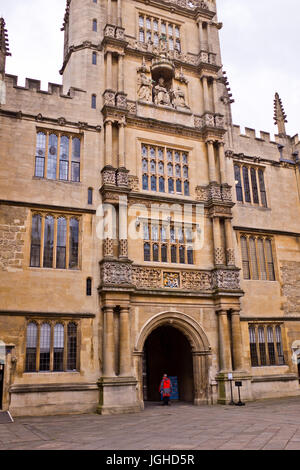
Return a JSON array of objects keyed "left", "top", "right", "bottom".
[
  {"left": 99, "top": 262, "right": 241, "bottom": 293},
  {"left": 196, "top": 183, "right": 233, "bottom": 205}
]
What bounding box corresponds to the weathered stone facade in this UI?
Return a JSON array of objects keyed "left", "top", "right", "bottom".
[{"left": 0, "top": 0, "right": 300, "bottom": 416}]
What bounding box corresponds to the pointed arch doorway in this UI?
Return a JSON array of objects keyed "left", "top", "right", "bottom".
[
  {"left": 135, "top": 312, "right": 211, "bottom": 406},
  {"left": 143, "top": 325, "right": 194, "bottom": 402}
]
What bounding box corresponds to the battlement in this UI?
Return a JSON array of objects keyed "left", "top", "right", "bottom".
[
  {"left": 5, "top": 74, "right": 86, "bottom": 99},
  {"left": 232, "top": 124, "right": 299, "bottom": 146}
]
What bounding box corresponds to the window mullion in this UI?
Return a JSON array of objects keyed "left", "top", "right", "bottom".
[
  {"left": 44, "top": 133, "right": 49, "bottom": 179},
  {"left": 56, "top": 134, "right": 61, "bottom": 180},
  {"left": 263, "top": 238, "right": 270, "bottom": 281},
  {"left": 40, "top": 215, "right": 45, "bottom": 268},
  {"left": 264, "top": 325, "right": 270, "bottom": 366},
  {"left": 66, "top": 217, "right": 70, "bottom": 269},
  {"left": 254, "top": 325, "right": 260, "bottom": 366},
  {"left": 50, "top": 322, "right": 54, "bottom": 372},
  {"left": 36, "top": 322, "right": 41, "bottom": 372},
  {"left": 53, "top": 216, "right": 58, "bottom": 269},
  {"left": 63, "top": 321, "right": 68, "bottom": 371}
]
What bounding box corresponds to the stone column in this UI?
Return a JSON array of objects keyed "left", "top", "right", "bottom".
[
  {"left": 118, "top": 195, "right": 128, "bottom": 258},
  {"left": 213, "top": 78, "right": 219, "bottom": 115},
  {"left": 202, "top": 76, "right": 209, "bottom": 112},
  {"left": 197, "top": 20, "right": 204, "bottom": 49},
  {"left": 118, "top": 121, "right": 125, "bottom": 168},
  {"left": 218, "top": 142, "right": 226, "bottom": 185},
  {"left": 105, "top": 119, "right": 113, "bottom": 166},
  {"left": 213, "top": 217, "right": 225, "bottom": 266},
  {"left": 207, "top": 21, "right": 212, "bottom": 52},
  {"left": 207, "top": 140, "right": 216, "bottom": 183},
  {"left": 117, "top": 0, "right": 122, "bottom": 27},
  {"left": 103, "top": 306, "right": 115, "bottom": 377},
  {"left": 107, "top": 0, "right": 112, "bottom": 24},
  {"left": 218, "top": 310, "right": 232, "bottom": 372},
  {"left": 231, "top": 309, "right": 244, "bottom": 371},
  {"left": 225, "top": 218, "right": 235, "bottom": 266},
  {"left": 118, "top": 54, "right": 124, "bottom": 93},
  {"left": 106, "top": 51, "right": 112, "bottom": 90},
  {"left": 119, "top": 307, "right": 132, "bottom": 376}
]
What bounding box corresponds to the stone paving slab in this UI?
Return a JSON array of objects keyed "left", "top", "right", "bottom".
[{"left": 1, "top": 397, "right": 300, "bottom": 450}]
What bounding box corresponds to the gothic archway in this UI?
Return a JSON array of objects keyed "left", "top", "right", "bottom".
[{"left": 134, "top": 311, "right": 211, "bottom": 406}]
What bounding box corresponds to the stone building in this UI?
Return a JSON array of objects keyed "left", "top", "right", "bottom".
[{"left": 0, "top": 0, "right": 300, "bottom": 416}]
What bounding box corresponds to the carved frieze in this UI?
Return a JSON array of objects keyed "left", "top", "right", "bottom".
[
  {"left": 212, "top": 269, "right": 240, "bottom": 291},
  {"left": 103, "top": 238, "right": 114, "bottom": 258},
  {"left": 119, "top": 239, "right": 128, "bottom": 258},
  {"left": 116, "top": 168, "right": 129, "bottom": 187},
  {"left": 226, "top": 248, "right": 235, "bottom": 266},
  {"left": 101, "top": 261, "right": 132, "bottom": 286},
  {"left": 132, "top": 266, "right": 162, "bottom": 289},
  {"left": 196, "top": 183, "right": 233, "bottom": 205},
  {"left": 214, "top": 248, "right": 226, "bottom": 266},
  {"left": 181, "top": 270, "right": 211, "bottom": 290},
  {"left": 116, "top": 92, "right": 127, "bottom": 109},
  {"left": 128, "top": 176, "right": 139, "bottom": 192},
  {"left": 103, "top": 90, "right": 116, "bottom": 107},
  {"left": 194, "top": 113, "right": 225, "bottom": 130},
  {"left": 102, "top": 167, "right": 116, "bottom": 186}
]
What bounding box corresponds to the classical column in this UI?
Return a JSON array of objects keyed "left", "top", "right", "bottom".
[
  {"left": 118, "top": 195, "right": 128, "bottom": 258},
  {"left": 225, "top": 218, "right": 235, "bottom": 266},
  {"left": 218, "top": 310, "right": 232, "bottom": 372},
  {"left": 103, "top": 306, "right": 115, "bottom": 377},
  {"left": 213, "top": 78, "right": 219, "bottom": 114},
  {"left": 118, "top": 54, "right": 124, "bottom": 93},
  {"left": 212, "top": 217, "right": 225, "bottom": 265},
  {"left": 231, "top": 309, "right": 244, "bottom": 371},
  {"left": 117, "top": 0, "right": 122, "bottom": 27},
  {"left": 207, "top": 140, "right": 216, "bottom": 182},
  {"left": 106, "top": 51, "right": 112, "bottom": 90},
  {"left": 197, "top": 20, "right": 204, "bottom": 49},
  {"left": 105, "top": 119, "right": 113, "bottom": 166},
  {"left": 118, "top": 121, "right": 126, "bottom": 168},
  {"left": 107, "top": 0, "right": 112, "bottom": 24},
  {"left": 119, "top": 307, "right": 132, "bottom": 376},
  {"left": 218, "top": 142, "right": 226, "bottom": 185},
  {"left": 202, "top": 76, "right": 209, "bottom": 112}
]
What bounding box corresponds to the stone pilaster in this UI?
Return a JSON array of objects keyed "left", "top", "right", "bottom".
[
  {"left": 102, "top": 306, "right": 116, "bottom": 377},
  {"left": 119, "top": 307, "right": 132, "bottom": 376},
  {"left": 231, "top": 309, "right": 244, "bottom": 371},
  {"left": 217, "top": 310, "right": 232, "bottom": 373}
]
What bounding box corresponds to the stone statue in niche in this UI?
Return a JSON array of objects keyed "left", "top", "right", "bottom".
[
  {"left": 137, "top": 73, "right": 153, "bottom": 102},
  {"left": 172, "top": 86, "right": 189, "bottom": 109},
  {"left": 153, "top": 77, "right": 171, "bottom": 106}
]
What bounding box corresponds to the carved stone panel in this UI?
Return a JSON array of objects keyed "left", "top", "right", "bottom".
[
  {"left": 101, "top": 261, "right": 132, "bottom": 286},
  {"left": 212, "top": 269, "right": 240, "bottom": 291}
]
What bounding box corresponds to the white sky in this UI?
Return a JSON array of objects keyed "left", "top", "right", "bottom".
[{"left": 0, "top": 0, "right": 299, "bottom": 137}]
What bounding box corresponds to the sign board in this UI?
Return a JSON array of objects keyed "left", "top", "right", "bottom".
[
  {"left": 235, "top": 381, "right": 242, "bottom": 387},
  {"left": 170, "top": 376, "right": 179, "bottom": 400},
  {"left": 228, "top": 373, "right": 233, "bottom": 380}
]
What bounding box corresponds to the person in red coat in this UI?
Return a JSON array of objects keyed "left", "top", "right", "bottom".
[{"left": 159, "top": 374, "right": 172, "bottom": 406}]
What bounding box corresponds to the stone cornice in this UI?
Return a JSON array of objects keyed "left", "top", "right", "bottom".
[
  {"left": 0, "top": 200, "right": 97, "bottom": 215},
  {"left": 0, "top": 310, "right": 96, "bottom": 318},
  {"left": 134, "top": 0, "right": 216, "bottom": 19},
  {"left": 233, "top": 226, "right": 300, "bottom": 238},
  {"left": 0, "top": 108, "right": 102, "bottom": 133}
]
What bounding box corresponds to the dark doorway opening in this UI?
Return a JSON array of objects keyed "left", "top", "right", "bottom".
[
  {"left": 143, "top": 325, "right": 194, "bottom": 402},
  {"left": 0, "top": 364, "right": 4, "bottom": 410}
]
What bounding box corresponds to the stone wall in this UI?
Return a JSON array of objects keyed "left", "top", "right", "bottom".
[
  {"left": 281, "top": 261, "right": 300, "bottom": 315},
  {"left": 0, "top": 205, "right": 27, "bottom": 271}
]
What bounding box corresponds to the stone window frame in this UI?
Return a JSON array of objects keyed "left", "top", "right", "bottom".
[
  {"left": 29, "top": 211, "right": 81, "bottom": 271},
  {"left": 248, "top": 322, "right": 286, "bottom": 368},
  {"left": 143, "top": 219, "right": 194, "bottom": 265},
  {"left": 239, "top": 233, "right": 276, "bottom": 282},
  {"left": 34, "top": 128, "right": 82, "bottom": 183},
  {"left": 24, "top": 319, "right": 80, "bottom": 373},
  {"left": 141, "top": 142, "right": 190, "bottom": 196},
  {"left": 137, "top": 10, "right": 182, "bottom": 52},
  {"left": 234, "top": 162, "right": 268, "bottom": 208}
]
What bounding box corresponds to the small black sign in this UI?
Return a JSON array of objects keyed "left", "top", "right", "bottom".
[{"left": 235, "top": 381, "right": 242, "bottom": 387}]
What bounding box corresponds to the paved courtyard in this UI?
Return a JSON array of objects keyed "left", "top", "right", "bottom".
[{"left": 1, "top": 397, "right": 300, "bottom": 450}]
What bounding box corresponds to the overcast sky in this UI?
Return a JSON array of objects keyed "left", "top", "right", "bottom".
[{"left": 1, "top": 0, "right": 299, "bottom": 137}]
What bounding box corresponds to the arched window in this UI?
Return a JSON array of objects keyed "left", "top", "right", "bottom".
[
  {"left": 25, "top": 322, "right": 38, "bottom": 372},
  {"left": 184, "top": 181, "right": 189, "bottom": 196},
  {"left": 171, "top": 245, "right": 177, "bottom": 263},
  {"left": 67, "top": 323, "right": 77, "bottom": 371},
  {"left": 241, "top": 236, "right": 250, "bottom": 280},
  {"left": 142, "top": 174, "right": 149, "bottom": 190},
  {"left": 59, "top": 136, "right": 69, "bottom": 181},
  {"left": 258, "top": 170, "right": 267, "bottom": 207},
  {"left": 176, "top": 179, "right": 182, "bottom": 193},
  {"left": 92, "top": 19, "right": 97, "bottom": 32},
  {"left": 88, "top": 188, "right": 93, "bottom": 205},
  {"left": 159, "top": 176, "right": 165, "bottom": 193},
  {"left": 168, "top": 178, "right": 174, "bottom": 193},
  {"left": 71, "top": 137, "right": 81, "bottom": 182},
  {"left": 40, "top": 323, "right": 51, "bottom": 371},
  {"left": 35, "top": 132, "right": 46, "bottom": 177},
  {"left": 275, "top": 326, "right": 285, "bottom": 365},
  {"left": 161, "top": 244, "right": 167, "bottom": 263},
  {"left": 153, "top": 243, "right": 159, "bottom": 262},
  {"left": 43, "top": 216, "right": 54, "bottom": 268},
  {"left": 30, "top": 214, "right": 42, "bottom": 267},
  {"left": 86, "top": 277, "right": 92, "bottom": 296},
  {"left": 258, "top": 327, "right": 267, "bottom": 366},
  {"left": 69, "top": 218, "right": 79, "bottom": 269},
  {"left": 53, "top": 324, "right": 64, "bottom": 371},
  {"left": 56, "top": 217, "right": 67, "bottom": 269},
  {"left": 144, "top": 242, "right": 150, "bottom": 261},
  {"left": 249, "top": 237, "right": 259, "bottom": 280},
  {"left": 47, "top": 134, "right": 58, "bottom": 180},
  {"left": 91, "top": 94, "right": 97, "bottom": 109},
  {"left": 242, "top": 167, "right": 251, "bottom": 203},
  {"left": 234, "top": 165, "right": 243, "bottom": 202}
]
